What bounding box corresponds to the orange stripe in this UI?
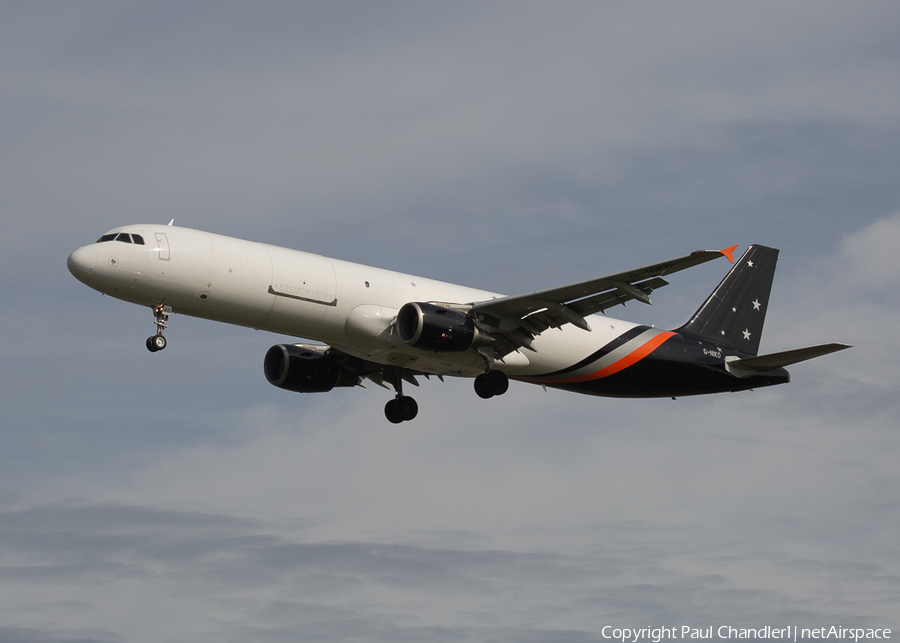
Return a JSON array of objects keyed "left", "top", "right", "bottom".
[{"left": 546, "top": 331, "right": 676, "bottom": 384}]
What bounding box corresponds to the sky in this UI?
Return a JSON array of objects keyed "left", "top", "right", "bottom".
[{"left": 1, "top": 2, "right": 900, "bottom": 641}]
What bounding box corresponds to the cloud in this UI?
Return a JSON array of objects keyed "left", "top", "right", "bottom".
[
  {"left": 1, "top": 499, "right": 896, "bottom": 642},
  {"left": 5, "top": 3, "right": 899, "bottom": 277},
  {"left": 3, "top": 3, "right": 900, "bottom": 640},
  {"left": 9, "top": 205, "right": 896, "bottom": 635},
  {"left": 838, "top": 212, "right": 900, "bottom": 290},
  {"left": 0, "top": 626, "right": 124, "bottom": 643}
]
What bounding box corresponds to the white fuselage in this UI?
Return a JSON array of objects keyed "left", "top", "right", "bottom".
[{"left": 68, "top": 224, "right": 640, "bottom": 379}]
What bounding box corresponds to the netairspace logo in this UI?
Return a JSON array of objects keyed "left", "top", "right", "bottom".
[{"left": 600, "top": 627, "right": 892, "bottom": 643}]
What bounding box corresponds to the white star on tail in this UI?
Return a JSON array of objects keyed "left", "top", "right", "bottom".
[
  {"left": 747, "top": 260, "right": 754, "bottom": 267},
  {"left": 742, "top": 329, "right": 752, "bottom": 340},
  {"left": 752, "top": 299, "right": 761, "bottom": 310}
]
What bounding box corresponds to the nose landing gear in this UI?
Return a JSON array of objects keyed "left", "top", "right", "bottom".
[{"left": 146, "top": 305, "right": 171, "bottom": 352}]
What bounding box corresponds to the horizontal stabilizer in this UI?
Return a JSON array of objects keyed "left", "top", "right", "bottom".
[{"left": 724, "top": 343, "right": 851, "bottom": 377}]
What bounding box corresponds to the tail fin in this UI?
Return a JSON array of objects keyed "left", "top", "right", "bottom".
[{"left": 676, "top": 245, "right": 779, "bottom": 356}]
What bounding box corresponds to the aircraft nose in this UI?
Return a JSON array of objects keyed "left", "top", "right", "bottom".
[{"left": 67, "top": 245, "right": 97, "bottom": 283}]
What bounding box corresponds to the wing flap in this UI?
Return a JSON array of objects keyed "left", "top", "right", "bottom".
[{"left": 569, "top": 277, "right": 669, "bottom": 317}]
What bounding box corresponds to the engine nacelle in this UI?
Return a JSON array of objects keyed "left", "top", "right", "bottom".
[
  {"left": 264, "top": 345, "right": 358, "bottom": 393},
  {"left": 396, "top": 302, "right": 489, "bottom": 352}
]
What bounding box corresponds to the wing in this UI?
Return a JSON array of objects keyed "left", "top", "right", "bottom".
[
  {"left": 471, "top": 245, "right": 738, "bottom": 355},
  {"left": 325, "top": 345, "right": 439, "bottom": 392}
]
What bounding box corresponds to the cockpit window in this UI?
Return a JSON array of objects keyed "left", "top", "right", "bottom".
[{"left": 96, "top": 232, "right": 145, "bottom": 244}]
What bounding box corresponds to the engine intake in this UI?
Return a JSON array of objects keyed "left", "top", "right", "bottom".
[
  {"left": 264, "top": 345, "right": 358, "bottom": 393},
  {"left": 396, "top": 302, "right": 489, "bottom": 352}
]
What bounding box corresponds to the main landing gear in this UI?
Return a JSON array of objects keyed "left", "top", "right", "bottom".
[
  {"left": 384, "top": 373, "right": 418, "bottom": 424},
  {"left": 385, "top": 395, "right": 418, "bottom": 424},
  {"left": 381, "top": 369, "right": 508, "bottom": 423},
  {"left": 146, "top": 305, "right": 170, "bottom": 353},
  {"left": 474, "top": 370, "right": 509, "bottom": 399}
]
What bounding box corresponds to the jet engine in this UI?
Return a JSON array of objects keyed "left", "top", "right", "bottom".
[
  {"left": 264, "top": 344, "right": 358, "bottom": 393},
  {"left": 396, "top": 302, "right": 490, "bottom": 352}
]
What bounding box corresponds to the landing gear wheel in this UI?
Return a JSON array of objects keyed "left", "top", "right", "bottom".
[
  {"left": 385, "top": 396, "right": 418, "bottom": 423},
  {"left": 397, "top": 396, "right": 418, "bottom": 421},
  {"left": 475, "top": 371, "right": 508, "bottom": 399},
  {"left": 147, "top": 334, "right": 167, "bottom": 352},
  {"left": 474, "top": 374, "right": 494, "bottom": 399},
  {"left": 385, "top": 399, "right": 403, "bottom": 424},
  {"left": 487, "top": 370, "right": 509, "bottom": 396}
]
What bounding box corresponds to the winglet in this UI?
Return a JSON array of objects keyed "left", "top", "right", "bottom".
[{"left": 720, "top": 244, "right": 738, "bottom": 264}]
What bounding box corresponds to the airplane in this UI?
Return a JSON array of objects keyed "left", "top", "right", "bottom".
[{"left": 67, "top": 221, "right": 850, "bottom": 423}]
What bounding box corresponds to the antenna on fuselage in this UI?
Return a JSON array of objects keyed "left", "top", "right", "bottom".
[{"left": 167, "top": 219, "right": 175, "bottom": 226}]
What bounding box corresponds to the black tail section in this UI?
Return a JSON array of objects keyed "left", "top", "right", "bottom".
[{"left": 676, "top": 245, "right": 779, "bottom": 356}]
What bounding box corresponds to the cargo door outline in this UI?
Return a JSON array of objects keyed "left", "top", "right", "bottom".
[{"left": 266, "top": 245, "right": 337, "bottom": 308}]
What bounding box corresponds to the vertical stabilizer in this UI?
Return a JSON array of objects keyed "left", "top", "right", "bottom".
[{"left": 676, "top": 245, "right": 779, "bottom": 356}]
